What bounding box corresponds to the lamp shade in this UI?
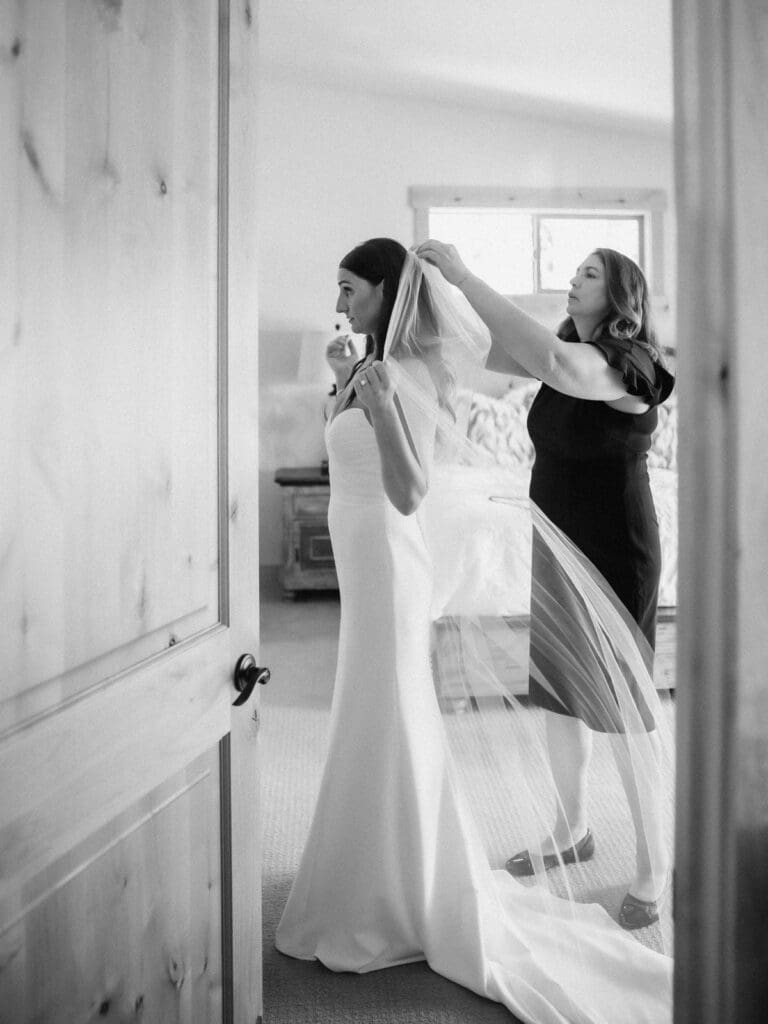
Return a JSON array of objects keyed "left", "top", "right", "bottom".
[{"left": 297, "top": 330, "right": 333, "bottom": 384}]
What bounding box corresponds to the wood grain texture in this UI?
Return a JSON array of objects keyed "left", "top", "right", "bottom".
[
  {"left": 1, "top": 0, "right": 221, "bottom": 724},
  {"left": 0, "top": 2, "right": 263, "bottom": 1021},
  {"left": 0, "top": 629, "right": 230, "bottom": 924},
  {"left": 0, "top": 749, "right": 223, "bottom": 1024},
  {"left": 226, "top": 1, "right": 264, "bottom": 1019},
  {"left": 673, "top": 0, "right": 768, "bottom": 1020},
  {"left": 728, "top": 3, "right": 768, "bottom": 1020}
]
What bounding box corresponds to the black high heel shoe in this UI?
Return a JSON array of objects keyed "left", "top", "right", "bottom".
[
  {"left": 618, "top": 892, "right": 660, "bottom": 930},
  {"left": 618, "top": 874, "right": 672, "bottom": 930},
  {"left": 505, "top": 829, "right": 595, "bottom": 877}
]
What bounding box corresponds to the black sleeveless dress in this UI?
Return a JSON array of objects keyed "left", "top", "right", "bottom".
[{"left": 526, "top": 334, "right": 675, "bottom": 732}]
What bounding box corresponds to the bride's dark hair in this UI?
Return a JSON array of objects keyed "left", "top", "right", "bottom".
[
  {"left": 338, "top": 237, "right": 454, "bottom": 415},
  {"left": 340, "top": 238, "right": 408, "bottom": 365}
]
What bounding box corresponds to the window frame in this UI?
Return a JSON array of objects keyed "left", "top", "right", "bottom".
[{"left": 409, "top": 186, "right": 667, "bottom": 300}]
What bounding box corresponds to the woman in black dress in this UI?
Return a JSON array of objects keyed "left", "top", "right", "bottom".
[{"left": 417, "top": 240, "right": 674, "bottom": 931}]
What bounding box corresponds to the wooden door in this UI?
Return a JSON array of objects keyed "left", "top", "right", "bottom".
[{"left": 0, "top": 2, "right": 262, "bottom": 1022}]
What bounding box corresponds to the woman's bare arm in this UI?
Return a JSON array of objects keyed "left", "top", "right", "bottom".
[
  {"left": 417, "top": 241, "right": 635, "bottom": 402},
  {"left": 460, "top": 274, "right": 627, "bottom": 399},
  {"left": 485, "top": 335, "right": 537, "bottom": 378}
]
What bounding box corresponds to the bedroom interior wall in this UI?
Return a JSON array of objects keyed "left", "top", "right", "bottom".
[{"left": 258, "top": 73, "right": 675, "bottom": 568}]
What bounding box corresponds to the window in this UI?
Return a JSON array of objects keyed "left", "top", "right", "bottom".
[{"left": 410, "top": 188, "right": 666, "bottom": 299}]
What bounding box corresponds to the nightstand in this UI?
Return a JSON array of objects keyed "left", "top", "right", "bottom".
[{"left": 274, "top": 466, "right": 338, "bottom": 598}]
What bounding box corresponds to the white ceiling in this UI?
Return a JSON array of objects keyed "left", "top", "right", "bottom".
[{"left": 260, "top": 0, "right": 673, "bottom": 131}]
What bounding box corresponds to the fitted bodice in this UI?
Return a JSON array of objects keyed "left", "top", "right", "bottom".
[{"left": 326, "top": 409, "right": 389, "bottom": 505}]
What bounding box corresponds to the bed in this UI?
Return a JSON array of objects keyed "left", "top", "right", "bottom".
[{"left": 428, "top": 381, "right": 678, "bottom": 697}]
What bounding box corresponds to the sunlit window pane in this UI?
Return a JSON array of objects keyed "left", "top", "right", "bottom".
[
  {"left": 539, "top": 217, "right": 642, "bottom": 291},
  {"left": 428, "top": 210, "right": 534, "bottom": 294}
]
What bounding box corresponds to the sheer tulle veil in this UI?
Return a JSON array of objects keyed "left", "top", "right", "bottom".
[{"left": 383, "top": 251, "right": 675, "bottom": 967}]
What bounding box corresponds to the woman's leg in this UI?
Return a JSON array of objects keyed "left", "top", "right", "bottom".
[
  {"left": 543, "top": 710, "right": 593, "bottom": 851},
  {"left": 609, "top": 729, "right": 671, "bottom": 901}
]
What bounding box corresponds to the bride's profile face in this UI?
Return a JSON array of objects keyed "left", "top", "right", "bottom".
[{"left": 336, "top": 268, "right": 384, "bottom": 336}]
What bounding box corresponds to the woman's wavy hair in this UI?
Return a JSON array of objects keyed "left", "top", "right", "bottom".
[
  {"left": 557, "top": 248, "right": 664, "bottom": 363},
  {"left": 338, "top": 238, "right": 454, "bottom": 415}
]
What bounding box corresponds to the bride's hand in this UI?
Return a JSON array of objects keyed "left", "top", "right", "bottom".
[
  {"left": 416, "top": 239, "right": 470, "bottom": 287},
  {"left": 326, "top": 334, "right": 359, "bottom": 378},
  {"left": 353, "top": 360, "right": 396, "bottom": 415}
]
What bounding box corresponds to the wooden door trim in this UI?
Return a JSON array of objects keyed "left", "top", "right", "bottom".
[
  {"left": 0, "top": 622, "right": 229, "bottom": 746},
  {"left": 224, "top": 2, "right": 263, "bottom": 1021},
  {"left": 673, "top": 0, "right": 768, "bottom": 1020},
  {"left": 219, "top": 733, "right": 234, "bottom": 1024},
  {"left": 216, "top": 5, "right": 235, "bottom": 1021},
  {"left": 673, "top": 0, "right": 736, "bottom": 1016},
  {"left": 217, "top": 0, "right": 232, "bottom": 629}
]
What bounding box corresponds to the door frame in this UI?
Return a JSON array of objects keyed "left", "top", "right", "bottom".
[{"left": 673, "top": 0, "right": 768, "bottom": 1020}]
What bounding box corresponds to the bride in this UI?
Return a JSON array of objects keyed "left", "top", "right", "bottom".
[{"left": 275, "top": 237, "right": 673, "bottom": 1023}]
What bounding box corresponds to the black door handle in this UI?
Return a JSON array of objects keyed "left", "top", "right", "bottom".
[{"left": 233, "top": 654, "right": 271, "bottom": 706}]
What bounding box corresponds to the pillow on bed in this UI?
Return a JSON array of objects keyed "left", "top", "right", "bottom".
[
  {"left": 648, "top": 392, "right": 678, "bottom": 471},
  {"left": 466, "top": 385, "right": 538, "bottom": 471},
  {"left": 464, "top": 384, "right": 677, "bottom": 473}
]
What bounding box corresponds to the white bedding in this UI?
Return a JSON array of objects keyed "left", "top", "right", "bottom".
[{"left": 427, "top": 463, "right": 678, "bottom": 620}]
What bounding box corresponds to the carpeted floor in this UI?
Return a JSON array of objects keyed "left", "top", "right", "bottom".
[
  {"left": 258, "top": 577, "right": 674, "bottom": 1023},
  {"left": 260, "top": 701, "right": 519, "bottom": 1024}
]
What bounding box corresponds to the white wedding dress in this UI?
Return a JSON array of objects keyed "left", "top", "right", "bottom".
[{"left": 275, "top": 406, "right": 672, "bottom": 1024}]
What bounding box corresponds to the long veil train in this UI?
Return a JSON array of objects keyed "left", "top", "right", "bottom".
[
  {"left": 277, "top": 249, "right": 674, "bottom": 1023},
  {"left": 389, "top": 252, "right": 674, "bottom": 990}
]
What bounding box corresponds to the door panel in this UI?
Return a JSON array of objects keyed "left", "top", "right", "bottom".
[
  {"left": 0, "top": 748, "right": 223, "bottom": 1024},
  {"left": 1, "top": 0, "right": 221, "bottom": 732},
  {"left": 0, "top": 634, "right": 229, "bottom": 911},
  {"left": 0, "top": 1, "right": 262, "bottom": 1021}
]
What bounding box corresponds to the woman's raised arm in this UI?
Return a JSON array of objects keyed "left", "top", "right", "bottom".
[
  {"left": 416, "top": 240, "right": 629, "bottom": 401},
  {"left": 485, "top": 335, "right": 537, "bottom": 378}
]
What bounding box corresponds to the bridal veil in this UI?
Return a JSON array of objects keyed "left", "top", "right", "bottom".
[{"left": 384, "top": 250, "right": 675, "bottom": 962}]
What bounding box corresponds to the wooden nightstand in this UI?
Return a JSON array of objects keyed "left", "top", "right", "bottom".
[{"left": 274, "top": 466, "right": 338, "bottom": 598}]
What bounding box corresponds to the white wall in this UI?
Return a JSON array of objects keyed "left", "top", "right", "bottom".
[{"left": 257, "top": 74, "right": 675, "bottom": 566}]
